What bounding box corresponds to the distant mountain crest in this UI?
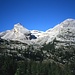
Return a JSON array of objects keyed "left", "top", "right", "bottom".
[
  {"left": 63, "top": 18, "right": 75, "bottom": 21},
  {"left": 14, "top": 23, "right": 22, "bottom": 26},
  {"left": 0, "top": 18, "right": 75, "bottom": 46},
  {"left": 14, "top": 23, "right": 30, "bottom": 34},
  {"left": 60, "top": 18, "right": 75, "bottom": 27}
]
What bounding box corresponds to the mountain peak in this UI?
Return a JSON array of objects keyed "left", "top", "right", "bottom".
[
  {"left": 14, "top": 23, "right": 24, "bottom": 28},
  {"left": 13, "top": 23, "right": 30, "bottom": 34},
  {"left": 59, "top": 18, "right": 75, "bottom": 27},
  {"left": 0, "top": 23, "right": 31, "bottom": 41},
  {"left": 63, "top": 18, "right": 75, "bottom": 22}
]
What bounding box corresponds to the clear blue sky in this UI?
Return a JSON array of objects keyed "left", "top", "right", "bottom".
[{"left": 0, "top": 0, "right": 75, "bottom": 32}]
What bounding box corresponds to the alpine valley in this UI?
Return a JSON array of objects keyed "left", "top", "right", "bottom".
[{"left": 0, "top": 19, "right": 75, "bottom": 75}]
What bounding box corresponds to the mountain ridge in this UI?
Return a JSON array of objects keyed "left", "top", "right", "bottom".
[{"left": 0, "top": 18, "right": 75, "bottom": 46}]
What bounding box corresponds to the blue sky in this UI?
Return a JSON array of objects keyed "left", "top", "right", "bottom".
[{"left": 0, "top": 0, "right": 75, "bottom": 32}]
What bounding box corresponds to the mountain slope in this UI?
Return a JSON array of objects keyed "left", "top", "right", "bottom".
[
  {"left": 34, "top": 19, "right": 75, "bottom": 45},
  {"left": 0, "top": 23, "right": 37, "bottom": 44},
  {"left": 1, "top": 23, "right": 31, "bottom": 40}
]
